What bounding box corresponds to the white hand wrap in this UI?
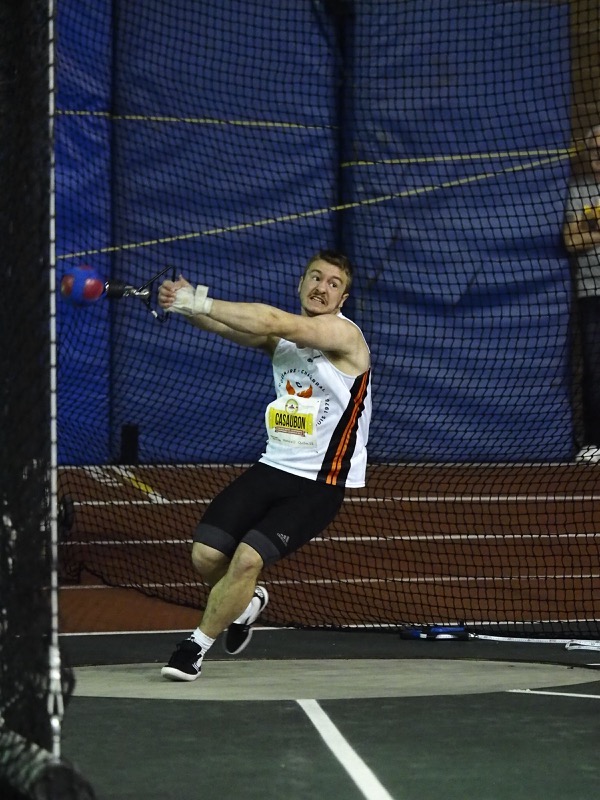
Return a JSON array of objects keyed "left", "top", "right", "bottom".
[{"left": 167, "top": 284, "right": 213, "bottom": 316}]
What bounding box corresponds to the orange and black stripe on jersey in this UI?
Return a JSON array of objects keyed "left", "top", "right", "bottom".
[{"left": 317, "top": 369, "right": 370, "bottom": 486}]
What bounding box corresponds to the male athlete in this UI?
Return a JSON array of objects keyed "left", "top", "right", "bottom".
[{"left": 157, "top": 250, "right": 371, "bottom": 681}]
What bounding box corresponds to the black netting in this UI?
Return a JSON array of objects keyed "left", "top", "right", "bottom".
[
  {"left": 55, "top": 1, "right": 599, "bottom": 639},
  {"left": 0, "top": 0, "right": 94, "bottom": 796}
]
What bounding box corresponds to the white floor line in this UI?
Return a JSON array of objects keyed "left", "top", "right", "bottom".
[
  {"left": 509, "top": 689, "right": 600, "bottom": 700},
  {"left": 297, "top": 698, "right": 397, "bottom": 800}
]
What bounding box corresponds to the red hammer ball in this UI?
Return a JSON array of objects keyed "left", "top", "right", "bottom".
[{"left": 60, "top": 265, "right": 106, "bottom": 306}]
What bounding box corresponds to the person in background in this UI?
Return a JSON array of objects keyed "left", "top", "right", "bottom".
[
  {"left": 157, "top": 250, "right": 372, "bottom": 681},
  {"left": 563, "top": 125, "right": 600, "bottom": 462}
]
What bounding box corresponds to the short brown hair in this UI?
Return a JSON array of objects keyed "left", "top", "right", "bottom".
[{"left": 305, "top": 249, "right": 353, "bottom": 291}]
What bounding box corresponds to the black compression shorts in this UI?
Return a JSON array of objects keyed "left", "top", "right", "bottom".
[{"left": 193, "top": 462, "right": 345, "bottom": 566}]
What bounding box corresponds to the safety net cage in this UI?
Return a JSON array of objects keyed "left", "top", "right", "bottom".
[
  {"left": 55, "top": 1, "right": 599, "bottom": 641},
  {"left": 0, "top": 0, "right": 96, "bottom": 798}
]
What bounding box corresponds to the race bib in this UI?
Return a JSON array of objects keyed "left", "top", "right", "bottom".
[{"left": 265, "top": 395, "right": 320, "bottom": 448}]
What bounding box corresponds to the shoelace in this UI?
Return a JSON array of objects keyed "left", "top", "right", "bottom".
[{"left": 177, "top": 639, "right": 202, "bottom": 654}]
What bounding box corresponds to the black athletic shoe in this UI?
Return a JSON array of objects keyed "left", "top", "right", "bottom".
[
  {"left": 224, "top": 586, "right": 269, "bottom": 655},
  {"left": 161, "top": 639, "right": 203, "bottom": 681}
]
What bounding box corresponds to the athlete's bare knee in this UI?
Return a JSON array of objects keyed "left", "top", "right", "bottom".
[
  {"left": 228, "top": 543, "right": 264, "bottom": 581},
  {"left": 191, "top": 542, "right": 229, "bottom": 584}
]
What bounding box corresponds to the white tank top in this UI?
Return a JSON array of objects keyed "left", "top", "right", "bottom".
[{"left": 259, "top": 319, "right": 371, "bottom": 488}]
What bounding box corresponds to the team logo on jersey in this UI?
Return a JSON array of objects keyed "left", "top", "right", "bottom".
[{"left": 286, "top": 379, "right": 313, "bottom": 398}]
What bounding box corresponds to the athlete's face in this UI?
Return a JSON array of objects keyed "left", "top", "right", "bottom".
[{"left": 298, "top": 259, "right": 349, "bottom": 317}]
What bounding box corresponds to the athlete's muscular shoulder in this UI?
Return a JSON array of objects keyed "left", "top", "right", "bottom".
[{"left": 282, "top": 314, "right": 369, "bottom": 377}]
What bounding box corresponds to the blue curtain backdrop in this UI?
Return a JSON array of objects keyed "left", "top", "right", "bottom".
[
  {"left": 56, "top": 0, "right": 573, "bottom": 464},
  {"left": 343, "top": 0, "right": 572, "bottom": 461}
]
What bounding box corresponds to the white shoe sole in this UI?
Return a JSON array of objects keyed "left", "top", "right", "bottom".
[
  {"left": 161, "top": 666, "right": 201, "bottom": 682},
  {"left": 224, "top": 587, "right": 269, "bottom": 655},
  {"left": 245, "top": 586, "right": 269, "bottom": 625}
]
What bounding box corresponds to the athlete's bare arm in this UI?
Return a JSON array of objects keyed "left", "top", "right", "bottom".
[
  {"left": 158, "top": 273, "right": 370, "bottom": 374},
  {"left": 208, "top": 300, "right": 369, "bottom": 376},
  {"left": 158, "top": 278, "right": 278, "bottom": 355}
]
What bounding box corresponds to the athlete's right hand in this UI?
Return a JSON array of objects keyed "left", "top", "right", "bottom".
[
  {"left": 158, "top": 276, "right": 191, "bottom": 310},
  {"left": 159, "top": 276, "right": 213, "bottom": 316}
]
